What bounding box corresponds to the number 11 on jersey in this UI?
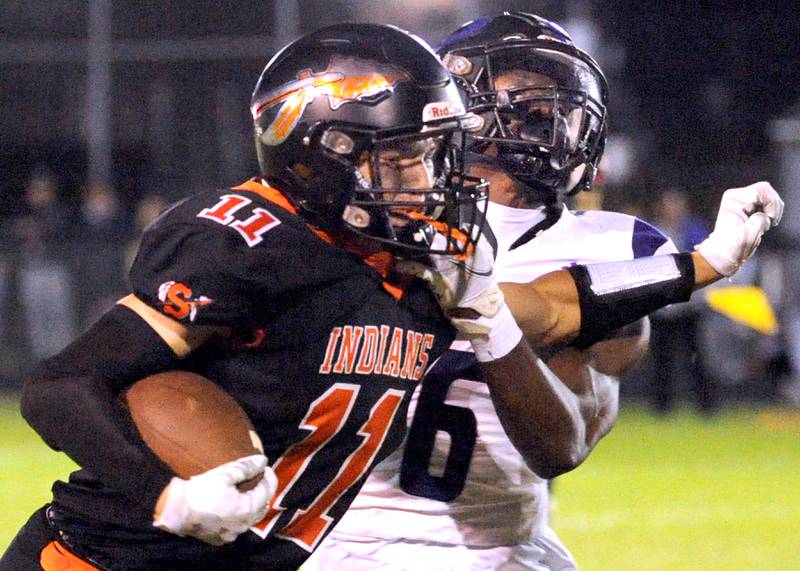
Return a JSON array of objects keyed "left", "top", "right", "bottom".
[{"left": 252, "top": 383, "right": 405, "bottom": 551}]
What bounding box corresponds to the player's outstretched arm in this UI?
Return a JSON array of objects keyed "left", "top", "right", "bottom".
[
  {"left": 406, "top": 180, "right": 780, "bottom": 476},
  {"left": 500, "top": 251, "right": 706, "bottom": 349},
  {"left": 21, "top": 295, "right": 272, "bottom": 544},
  {"left": 399, "top": 233, "right": 594, "bottom": 477},
  {"left": 486, "top": 180, "right": 781, "bottom": 471},
  {"left": 404, "top": 237, "right": 646, "bottom": 475},
  {"left": 503, "top": 181, "right": 783, "bottom": 350}
]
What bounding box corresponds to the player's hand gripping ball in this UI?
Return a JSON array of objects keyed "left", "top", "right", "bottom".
[
  {"left": 125, "top": 370, "right": 265, "bottom": 487},
  {"left": 125, "top": 371, "right": 278, "bottom": 545}
]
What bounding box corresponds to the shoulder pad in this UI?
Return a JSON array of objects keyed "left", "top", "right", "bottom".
[{"left": 129, "top": 187, "right": 339, "bottom": 326}]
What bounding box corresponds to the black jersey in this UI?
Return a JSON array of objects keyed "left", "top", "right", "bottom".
[{"left": 49, "top": 180, "right": 455, "bottom": 570}]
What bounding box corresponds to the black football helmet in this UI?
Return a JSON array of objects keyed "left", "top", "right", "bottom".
[
  {"left": 251, "top": 23, "right": 487, "bottom": 256},
  {"left": 437, "top": 12, "right": 608, "bottom": 202}
]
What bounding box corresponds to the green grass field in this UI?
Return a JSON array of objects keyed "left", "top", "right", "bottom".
[{"left": 2, "top": 396, "right": 799, "bottom": 569}]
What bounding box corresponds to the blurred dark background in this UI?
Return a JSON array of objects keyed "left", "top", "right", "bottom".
[{"left": 2, "top": 1, "right": 799, "bottom": 411}]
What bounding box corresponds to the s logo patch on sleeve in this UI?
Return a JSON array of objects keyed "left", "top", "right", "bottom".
[{"left": 158, "top": 281, "right": 213, "bottom": 322}]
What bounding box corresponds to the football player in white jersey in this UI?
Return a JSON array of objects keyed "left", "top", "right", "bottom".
[{"left": 305, "top": 12, "right": 783, "bottom": 570}]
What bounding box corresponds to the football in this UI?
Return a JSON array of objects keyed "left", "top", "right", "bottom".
[{"left": 124, "top": 370, "right": 264, "bottom": 490}]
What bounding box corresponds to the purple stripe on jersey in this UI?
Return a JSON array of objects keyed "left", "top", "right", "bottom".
[{"left": 632, "top": 218, "right": 669, "bottom": 258}]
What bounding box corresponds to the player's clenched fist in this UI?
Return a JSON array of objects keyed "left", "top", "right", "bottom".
[
  {"left": 398, "top": 226, "right": 523, "bottom": 362},
  {"left": 153, "top": 454, "right": 277, "bottom": 545},
  {"left": 696, "top": 181, "right": 783, "bottom": 277}
]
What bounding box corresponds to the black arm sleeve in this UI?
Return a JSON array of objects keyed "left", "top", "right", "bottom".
[
  {"left": 568, "top": 252, "right": 695, "bottom": 349},
  {"left": 21, "top": 304, "right": 181, "bottom": 510}
]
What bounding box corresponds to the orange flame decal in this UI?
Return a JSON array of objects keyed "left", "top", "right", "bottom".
[{"left": 252, "top": 56, "right": 410, "bottom": 146}]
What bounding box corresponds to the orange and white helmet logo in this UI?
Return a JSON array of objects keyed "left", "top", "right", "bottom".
[{"left": 252, "top": 56, "right": 410, "bottom": 146}]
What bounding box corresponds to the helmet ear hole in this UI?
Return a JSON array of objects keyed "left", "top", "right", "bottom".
[{"left": 342, "top": 205, "right": 371, "bottom": 228}]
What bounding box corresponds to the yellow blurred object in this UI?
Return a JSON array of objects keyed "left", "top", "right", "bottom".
[{"left": 704, "top": 285, "right": 778, "bottom": 336}]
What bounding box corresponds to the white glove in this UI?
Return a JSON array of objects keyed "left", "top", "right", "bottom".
[
  {"left": 153, "top": 454, "right": 277, "bottom": 545},
  {"left": 398, "top": 228, "right": 522, "bottom": 362},
  {"left": 695, "top": 181, "right": 783, "bottom": 277}
]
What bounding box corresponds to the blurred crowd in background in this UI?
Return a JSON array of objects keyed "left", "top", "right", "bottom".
[
  {"left": 0, "top": 169, "right": 169, "bottom": 378},
  {"left": 2, "top": 0, "right": 800, "bottom": 411}
]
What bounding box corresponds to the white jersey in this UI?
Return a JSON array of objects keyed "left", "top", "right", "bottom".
[{"left": 306, "top": 204, "right": 677, "bottom": 570}]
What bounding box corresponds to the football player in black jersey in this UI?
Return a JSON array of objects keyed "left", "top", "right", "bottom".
[{"left": 0, "top": 23, "right": 554, "bottom": 571}]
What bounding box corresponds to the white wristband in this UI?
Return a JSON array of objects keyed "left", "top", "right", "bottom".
[{"left": 467, "top": 303, "right": 524, "bottom": 362}]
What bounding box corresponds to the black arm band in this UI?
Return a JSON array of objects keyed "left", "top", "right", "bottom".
[
  {"left": 568, "top": 252, "right": 695, "bottom": 349},
  {"left": 21, "top": 304, "right": 181, "bottom": 509}
]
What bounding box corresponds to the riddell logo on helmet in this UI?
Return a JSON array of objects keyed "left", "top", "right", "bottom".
[
  {"left": 422, "top": 101, "right": 465, "bottom": 123},
  {"left": 251, "top": 56, "right": 411, "bottom": 146},
  {"left": 157, "top": 281, "right": 214, "bottom": 322}
]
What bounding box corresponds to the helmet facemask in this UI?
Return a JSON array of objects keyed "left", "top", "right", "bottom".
[
  {"left": 444, "top": 42, "right": 607, "bottom": 198},
  {"left": 299, "top": 118, "right": 488, "bottom": 257}
]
